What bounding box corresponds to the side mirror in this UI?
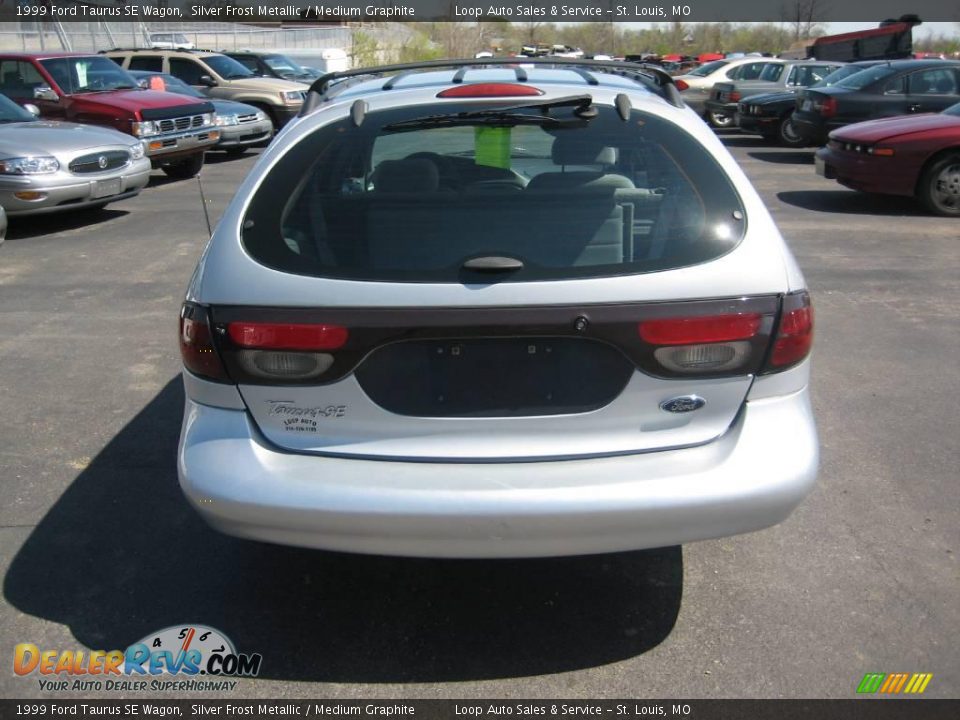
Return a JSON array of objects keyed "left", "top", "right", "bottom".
[
  {"left": 23, "top": 103, "right": 41, "bottom": 116},
  {"left": 33, "top": 86, "right": 58, "bottom": 102},
  {"left": 197, "top": 75, "right": 217, "bottom": 88}
]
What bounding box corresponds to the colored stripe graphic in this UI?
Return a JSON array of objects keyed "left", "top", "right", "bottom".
[
  {"left": 857, "top": 673, "right": 886, "bottom": 693},
  {"left": 880, "top": 673, "right": 909, "bottom": 693},
  {"left": 904, "top": 673, "right": 933, "bottom": 694},
  {"left": 857, "top": 672, "right": 933, "bottom": 695}
]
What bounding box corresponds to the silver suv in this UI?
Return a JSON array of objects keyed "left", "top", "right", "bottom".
[{"left": 178, "top": 59, "right": 818, "bottom": 558}]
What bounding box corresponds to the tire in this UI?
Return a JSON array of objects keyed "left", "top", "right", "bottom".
[
  {"left": 918, "top": 153, "right": 960, "bottom": 217},
  {"left": 777, "top": 112, "right": 806, "bottom": 148},
  {"left": 708, "top": 111, "right": 734, "bottom": 129},
  {"left": 162, "top": 153, "right": 205, "bottom": 180}
]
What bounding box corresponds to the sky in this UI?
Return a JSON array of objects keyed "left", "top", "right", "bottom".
[{"left": 619, "top": 21, "right": 958, "bottom": 40}]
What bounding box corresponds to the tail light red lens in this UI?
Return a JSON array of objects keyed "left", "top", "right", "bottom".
[
  {"left": 819, "top": 97, "right": 837, "bottom": 117},
  {"left": 674, "top": 79, "right": 689, "bottom": 91},
  {"left": 227, "top": 322, "right": 348, "bottom": 351},
  {"left": 639, "top": 313, "right": 763, "bottom": 375},
  {"left": 767, "top": 292, "right": 814, "bottom": 370},
  {"left": 638, "top": 314, "right": 762, "bottom": 345},
  {"left": 729, "top": 90, "right": 741, "bottom": 102},
  {"left": 179, "top": 304, "right": 229, "bottom": 382}
]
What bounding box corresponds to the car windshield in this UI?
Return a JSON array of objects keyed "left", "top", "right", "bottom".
[
  {"left": 0, "top": 92, "right": 36, "bottom": 123},
  {"left": 688, "top": 60, "right": 727, "bottom": 77},
  {"left": 204, "top": 55, "right": 254, "bottom": 80},
  {"left": 812, "top": 64, "right": 871, "bottom": 88},
  {"left": 241, "top": 102, "right": 746, "bottom": 283},
  {"left": 130, "top": 71, "right": 204, "bottom": 98},
  {"left": 40, "top": 56, "right": 139, "bottom": 94},
  {"left": 264, "top": 54, "right": 304, "bottom": 74},
  {"left": 836, "top": 64, "right": 897, "bottom": 90}
]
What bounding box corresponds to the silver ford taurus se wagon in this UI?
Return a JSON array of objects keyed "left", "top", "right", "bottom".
[{"left": 178, "top": 59, "right": 818, "bottom": 558}]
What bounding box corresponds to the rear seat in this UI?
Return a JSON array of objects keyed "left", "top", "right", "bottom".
[{"left": 366, "top": 191, "right": 625, "bottom": 271}]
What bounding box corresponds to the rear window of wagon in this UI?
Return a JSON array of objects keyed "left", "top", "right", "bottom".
[{"left": 241, "top": 102, "right": 747, "bottom": 283}]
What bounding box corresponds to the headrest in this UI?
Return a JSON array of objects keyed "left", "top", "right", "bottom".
[
  {"left": 551, "top": 135, "right": 618, "bottom": 166},
  {"left": 373, "top": 159, "right": 439, "bottom": 193}
]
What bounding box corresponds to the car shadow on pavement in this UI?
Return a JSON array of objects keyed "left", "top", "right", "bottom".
[
  {"left": 5, "top": 209, "right": 130, "bottom": 241},
  {"left": 718, "top": 135, "right": 768, "bottom": 148},
  {"left": 202, "top": 152, "right": 253, "bottom": 165},
  {"left": 777, "top": 190, "right": 926, "bottom": 216},
  {"left": 747, "top": 151, "right": 813, "bottom": 165},
  {"left": 3, "top": 379, "right": 683, "bottom": 683}
]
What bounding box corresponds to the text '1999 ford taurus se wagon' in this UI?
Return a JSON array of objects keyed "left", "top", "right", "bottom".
[{"left": 177, "top": 59, "right": 818, "bottom": 558}]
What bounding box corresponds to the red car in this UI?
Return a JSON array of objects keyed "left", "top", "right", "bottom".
[
  {"left": 0, "top": 52, "right": 219, "bottom": 178},
  {"left": 815, "top": 102, "right": 960, "bottom": 216}
]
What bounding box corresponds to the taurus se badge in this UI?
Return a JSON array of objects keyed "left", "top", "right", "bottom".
[{"left": 659, "top": 395, "right": 706, "bottom": 413}]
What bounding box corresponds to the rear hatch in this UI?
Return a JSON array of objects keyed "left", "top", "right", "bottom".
[
  {"left": 204, "top": 297, "right": 782, "bottom": 460},
  {"left": 189, "top": 89, "right": 803, "bottom": 461}
]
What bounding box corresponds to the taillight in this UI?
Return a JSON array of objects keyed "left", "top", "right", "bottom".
[
  {"left": 639, "top": 313, "right": 763, "bottom": 375},
  {"left": 674, "top": 79, "right": 689, "bottom": 92},
  {"left": 818, "top": 96, "right": 837, "bottom": 117},
  {"left": 639, "top": 314, "right": 762, "bottom": 345},
  {"left": 437, "top": 83, "right": 544, "bottom": 98},
  {"left": 179, "top": 303, "right": 229, "bottom": 382},
  {"left": 227, "top": 322, "right": 348, "bottom": 351},
  {"left": 224, "top": 322, "right": 349, "bottom": 382},
  {"left": 763, "top": 291, "right": 814, "bottom": 372},
  {"left": 729, "top": 90, "right": 741, "bottom": 102}
]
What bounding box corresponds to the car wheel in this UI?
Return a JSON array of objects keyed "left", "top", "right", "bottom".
[
  {"left": 707, "top": 111, "right": 734, "bottom": 129},
  {"left": 777, "top": 112, "right": 806, "bottom": 148},
  {"left": 162, "top": 153, "right": 205, "bottom": 180},
  {"left": 919, "top": 153, "right": 960, "bottom": 217}
]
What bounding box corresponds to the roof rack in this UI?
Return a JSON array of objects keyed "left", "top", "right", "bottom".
[{"left": 300, "top": 57, "right": 684, "bottom": 116}]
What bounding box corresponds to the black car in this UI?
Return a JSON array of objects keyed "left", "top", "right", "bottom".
[
  {"left": 737, "top": 61, "right": 885, "bottom": 147},
  {"left": 792, "top": 59, "right": 960, "bottom": 146},
  {"left": 224, "top": 51, "right": 320, "bottom": 83}
]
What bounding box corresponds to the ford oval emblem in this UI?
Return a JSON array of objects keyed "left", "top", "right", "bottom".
[
  {"left": 660, "top": 395, "right": 706, "bottom": 413},
  {"left": 98, "top": 155, "right": 108, "bottom": 169}
]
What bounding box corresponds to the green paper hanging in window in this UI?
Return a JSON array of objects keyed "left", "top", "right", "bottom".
[{"left": 474, "top": 127, "right": 511, "bottom": 169}]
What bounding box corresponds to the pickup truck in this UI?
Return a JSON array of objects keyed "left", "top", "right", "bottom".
[
  {"left": 705, "top": 60, "right": 844, "bottom": 129},
  {"left": 0, "top": 52, "right": 219, "bottom": 178}
]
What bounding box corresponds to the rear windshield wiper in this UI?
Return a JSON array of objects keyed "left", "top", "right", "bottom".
[{"left": 383, "top": 94, "right": 596, "bottom": 132}]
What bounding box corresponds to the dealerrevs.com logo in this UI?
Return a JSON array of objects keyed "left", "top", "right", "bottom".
[{"left": 14, "top": 624, "right": 262, "bottom": 692}]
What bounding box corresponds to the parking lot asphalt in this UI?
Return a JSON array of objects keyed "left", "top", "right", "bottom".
[{"left": 1, "top": 135, "right": 958, "bottom": 700}]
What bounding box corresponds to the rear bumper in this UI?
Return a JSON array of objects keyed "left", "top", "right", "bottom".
[
  {"left": 178, "top": 386, "right": 819, "bottom": 558},
  {"left": 791, "top": 116, "right": 839, "bottom": 146}
]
